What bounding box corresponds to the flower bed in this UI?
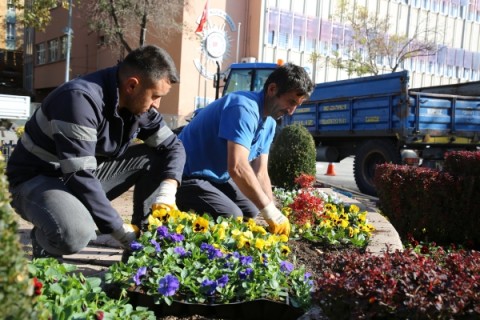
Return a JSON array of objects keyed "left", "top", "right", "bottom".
[
  {"left": 28, "top": 173, "right": 376, "bottom": 319},
  {"left": 105, "top": 209, "right": 313, "bottom": 318}
]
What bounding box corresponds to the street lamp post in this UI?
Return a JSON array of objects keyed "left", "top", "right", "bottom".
[{"left": 64, "top": 0, "right": 73, "bottom": 82}]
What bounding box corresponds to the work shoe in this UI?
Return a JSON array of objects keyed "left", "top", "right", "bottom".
[{"left": 30, "top": 228, "right": 63, "bottom": 261}]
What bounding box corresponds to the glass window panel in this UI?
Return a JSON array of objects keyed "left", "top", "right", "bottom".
[{"left": 36, "top": 43, "right": 46, "bottom": 65}]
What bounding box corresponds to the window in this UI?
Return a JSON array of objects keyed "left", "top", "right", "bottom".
[
  {"left": 36, "top": 43, "right": 46, "bottom": 65},
  {"left": 48, "top": 38, "right": 59, "bottom": 62},
  {"left": 278, "top": 32, "right": 290, "bottom": 48},
  {"left": 268, "top": 31, "right": 276, "bottom": 45},
  {"left": 471, "top": 69, "right": 478, "bottom": 80},
  {"left": 6, "top": 22, "right": 15, "bottom": 40},
  {"left": 59, "top": 36, "right": 67, "bottom": 59},
  {"left": 293, "top": 35, "right": 304, "bottom": 51},
  {"left": 305, "top": 38, "right": 316, "bottom": 52}
]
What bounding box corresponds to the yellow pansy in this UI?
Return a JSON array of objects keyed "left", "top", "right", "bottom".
[
  {"left": 176, "top": 224, "right": 185, "bottom": 234},
  {"left": 277, "top": 234, "right": 289, "bottom": 243},
  {"left": 324, "top": 203, "right": 336, "bottom": 213},
  {"left": 349, "top": 204, "right": 360, "bottom": 214},
  {"left": 327, "top": 211, "right": 339, "bottom": 220},
  {"left": 280, "top": 245, "right": 291, "bottom": 256},
  {"left": 236, "top": 235, "right": 251, "bottom": 249},
  {"left": 148, "top": 215, "right": 162, "bottom": 228},
  {"left": 242, "top": 230, "right": 254, "bottom": 239},
  {"left": 231, "top": 229, "right": 242, "bottom": 239},
  {"left": 282, "top": 207, "right": 292, "bottom": 217},
  {"left": 337, "top": 219, "right": 349, "bottom": 228},
  {"left": 152, "top": 207, "right": 170, "bottom": 222},
  {"left": 215, "top": 226, "right": 226, "bottom": 240},
  {"left": 264, "top": 237, "right": 275, "bottom": 249},
  {"left": 320, "top": 219, "right": 332, "bottom": 228},
  {"left": 348, "top": 227, "right": 360, "bottom": 237},
  {"left": 255, "top": 238, "right": 266, "bottom": 251},
  {"left": 358, "top": 212, "right": 367, "bottom": 222},
  {"left": 193, "top": 217, "right": 209, "bottom": 233},
  {"left": 251, "top": 225, "right": 267, "bottom": 235},
  {"left": 246, "top": 218, "right": 257, "bottom": 229}
]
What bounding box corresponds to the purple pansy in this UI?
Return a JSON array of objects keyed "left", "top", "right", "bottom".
[
  {"left": 200, "top": 279, "right": 217, "bottom": 296},
  {"left": 157, "top": 226, "right": 169, "bottom": 239},
  {"left": 150, "top": 239, "right": 161, "bottom": 252},
  {"left": 173, "top": 246, "right": 189, "bottom": 257},
  {"left": 280, "top": 261, "right": 294, "bottom": 274},
  {"left": 216, "top": 274, "right": 229, "bottom": 288},
  {"left": 168, "top": 233, "right": 185, "bottom": 242},
  {"left": 133, "top": 266, "right": 147, "bottom": 286},
  {"left": 158, "top": 274, "right": 180, "bottom": 296},
  {"left": 239, "top": 267, "right": 254, "bottom": 280},
  {"left": 130, "top": 241, "right": 144, "bottom": 251},
  {"left": 239, "top": 255, "right": 253, "bottom": 265}
]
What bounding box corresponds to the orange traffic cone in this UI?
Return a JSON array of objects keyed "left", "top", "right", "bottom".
[{"left": 325, "top": 163, "right": 336, "bottom": 176}]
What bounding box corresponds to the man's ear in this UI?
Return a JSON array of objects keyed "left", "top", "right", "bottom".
[
  {"left": 125, "top": 77, "right": 140, "bottom": 94},
  {"left": 266, "top": 82, "right": 277, "bottom": 96}
]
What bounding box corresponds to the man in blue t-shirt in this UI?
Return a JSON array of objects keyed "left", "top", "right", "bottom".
[{"left": 177, "top": 63, "right": 314, "bottom": 236}]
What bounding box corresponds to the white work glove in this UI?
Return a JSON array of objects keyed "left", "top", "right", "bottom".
[
  {"left": 152, "top": 181, "right": 178, "bottom": 211},
  {"left": 260, "top": 202, "right": 291, "bottom": 237},
  {"left": 111, "top": 224, "right": 139, "bottom": 249}
]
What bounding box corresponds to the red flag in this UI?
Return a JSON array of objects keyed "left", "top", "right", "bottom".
[{"left": 195, "top": 0, "right": 208, "bottom": 33}]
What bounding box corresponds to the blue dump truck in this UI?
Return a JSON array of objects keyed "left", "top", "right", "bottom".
[{"left": 283, "top": 70, "right": 480, "bottom": 196}]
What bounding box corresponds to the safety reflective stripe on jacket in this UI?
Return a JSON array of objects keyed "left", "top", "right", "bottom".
[{"left": 6, "top": 66, "right": 185, "bottom": 233}]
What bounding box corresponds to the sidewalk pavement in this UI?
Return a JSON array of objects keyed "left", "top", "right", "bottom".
[{"left": 16, "top": 188, "right": 403, "bottom": 277}]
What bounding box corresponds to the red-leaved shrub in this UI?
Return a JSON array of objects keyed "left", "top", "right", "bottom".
[{"left": 314, "top": 248, "right": 480, "bottom": 319}]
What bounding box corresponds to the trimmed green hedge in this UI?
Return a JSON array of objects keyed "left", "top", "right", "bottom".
[{"left": 268, "top": 124, "right": 316, "bottom": 189}]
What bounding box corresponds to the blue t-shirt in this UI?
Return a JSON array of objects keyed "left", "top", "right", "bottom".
[{"left": 179, "top": 90, "right": 276, "bottom": 183}]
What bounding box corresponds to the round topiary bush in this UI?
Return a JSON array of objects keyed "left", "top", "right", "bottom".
[
  {"left": 268, "top": 124, "right": 316, "bottom": 189},
  {"left": 0, "top": 154, "right": 34, "bottom": 319}
]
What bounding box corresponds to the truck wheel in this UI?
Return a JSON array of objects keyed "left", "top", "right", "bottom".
[{"left": 354, "top": 140, "right": 401, "bottom": 196}]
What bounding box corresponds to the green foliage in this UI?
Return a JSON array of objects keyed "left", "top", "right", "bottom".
[
  {"left": 268, "top": 124, "right": 316, "bottom": 189},
  {"left": 0, "top": 155, "right": 34, "bottom": 319},
  {"left": 30, "top": 258, "right": 156, "bottom": 319},
  {"left": 12, "top": 0, "right": 70, "bottom": 31}
]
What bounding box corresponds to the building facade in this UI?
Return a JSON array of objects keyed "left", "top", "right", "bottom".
[
  {"left": 25, "top": 0, "right": 480, "bottom": 127},
  {"left": 262, "top": 0, "right": 480, "bottom": 88},
  {"left": 0, "top": 0, "right": 27, "bottom": 96}
]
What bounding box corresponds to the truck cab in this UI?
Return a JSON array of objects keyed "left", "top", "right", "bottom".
[{"left": 221, "top": 62, "right": 278, "bottom": 96}]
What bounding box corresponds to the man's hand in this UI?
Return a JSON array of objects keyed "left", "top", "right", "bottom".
[
  {"left": 152, "top": 180, "right": 177, "bottom": 211},
  {"left": 111, "top": 223, "right": 139, "bottom": 249},
  {"left": 260, "top": 202, "right": 291, "bottom": 237}
]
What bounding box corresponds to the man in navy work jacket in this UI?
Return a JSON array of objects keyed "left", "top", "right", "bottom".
[
  {"left": 6, "top": 45, "right": 185, "bottom": 259},
  {"left": 176, "top": 63, "right": 314, "bottom": 237}
]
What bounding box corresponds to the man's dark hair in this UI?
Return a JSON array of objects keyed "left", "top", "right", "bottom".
[
  {"left": 263, "top": 63, "right": 314, "bottom": 98},
  {"left": 119, "top": 45, "right": 179, "bottom": 84}
]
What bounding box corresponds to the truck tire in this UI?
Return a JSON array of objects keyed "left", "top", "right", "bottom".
[{"left": 354, "top": 140, "right": 401, "bottom": 196}]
